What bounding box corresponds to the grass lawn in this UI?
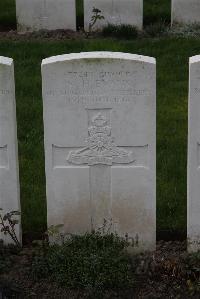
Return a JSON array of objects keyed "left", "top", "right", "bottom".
[
  {"left": 0, "top": 37, "right": 191, "bottom": 235},
  {"left": 0, "top": 0, "right": 190, "bottom": 236},
  {"left": 0, "top": 0, "right": 16, "bottom": 30}
]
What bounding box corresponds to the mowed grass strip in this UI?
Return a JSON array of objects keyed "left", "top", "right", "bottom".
[{"left": 0, "top": 37, "right": 195, "bottom": 235}]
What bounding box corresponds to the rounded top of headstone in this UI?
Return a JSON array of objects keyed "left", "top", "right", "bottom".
[
  {"left": 190, "top": 55, "right": 200, "bottom": 65},
  {"left": 42, "top": 52, "right": 156, "bottom": 66},
  {"left": 0, "top": 56, "right": 13, "bottom": 66}
]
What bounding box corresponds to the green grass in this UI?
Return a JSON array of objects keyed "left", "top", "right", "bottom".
[
  {"left": 0, "top": 0, "right": 16, "bottom": 30},
  {"left": 76, "top": 0, "right": 84, "bottom": 29},
  {"left": 144, "top": 0, "right": 171, "bottom": 26},
  {"left": 0, "top": 37, "right": 193, "bottom": 234}
]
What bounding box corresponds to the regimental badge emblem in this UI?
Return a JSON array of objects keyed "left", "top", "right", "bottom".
[{"left": 67, "top": 113, "right": 135, "bottom": 166}]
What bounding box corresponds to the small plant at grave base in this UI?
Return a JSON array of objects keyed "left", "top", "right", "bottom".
[
  {"left": 0, "top": 209, "right": 21, "bottom": 247},
  {"left": 144, "top": 21, "right": 169, "bottom": 38},
  {"left": 31, "top": 224, "right": 65, "bottom": 279},
  {"left": 31, "top": 229, "right": 135, "bottom": 292},
  {"left": 47, "top": 224, "right": 64, "bottom": 238},
  {"left": 96, "top": 218, "right": 113, "bottom": 235},
  {"left": 182, "top": 251, "right": 200, "bottom": 295},
  {"left": 32, "top": 224, "right": 64, "bottom": 255},
  {"left": 88, "top": 7, "right": 104, "bottom": 34}
]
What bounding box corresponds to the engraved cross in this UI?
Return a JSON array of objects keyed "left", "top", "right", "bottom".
[{"left": 53, "top": 109, "right": 148, "bottom": 230}]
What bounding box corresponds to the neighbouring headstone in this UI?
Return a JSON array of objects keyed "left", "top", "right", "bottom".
[
  {"left": 172, "top": 0, "right": 200, "bottom": 25},
  {"left": 84, "top": 0, "right": 143, "bottom": 31},
  {"left": 16, "top": 0, "right": 76, "bottom": 32},
  {"left": 188, "top": 55, "right": 200, "bottom": 252},
  {"left": 42, "top": 52, "right": 156, "bottom": 251},
  {"left": 0, "top": 57, "right": 21, "bottom": 244}
]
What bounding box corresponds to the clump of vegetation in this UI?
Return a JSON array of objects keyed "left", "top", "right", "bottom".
[
  {"left": 88, "top": 7, "right": 104, "bottom": 33},
  {"left": 183, "top": 251, "right": 200, "bottom": 295},
  {"left": 0, "top": 209, "right": 21, "bottom": 247},
  {"left": 102, "top": 24, "right": 138, "bottom": 39},
  {"left": 0, "top": 209, "right": 21, "bottom": 274},
  {"left": 32, "top": 231, "right": 134, "bottom": 291}
]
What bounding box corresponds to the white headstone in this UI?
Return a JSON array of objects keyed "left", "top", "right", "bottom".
[
  {"left": 42, "top": 52, "right": 156, "bottom": 252},
  {"left": 0, "top": 57, "right": 21, "bottom": 244},
  {"left": 16, "top": 0, "right": 76, "bottom": 32},
  {"left": 188, "top": 55, "right": 200, "bottom": 252},
  {"left": 172, "top": 0, "right": 200, "bottom": 25},
  {"left": 84, "top": 0, "right": 143, "bottom": 31}
]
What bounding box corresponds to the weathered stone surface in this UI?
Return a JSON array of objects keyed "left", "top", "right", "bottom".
[
  {"left": 16, "top": 0, "right": 76, "bottom": 32},
  {"left": 188, "top": 55, "right": 200, "bottom": 252},
  {"left": 172, "top": 0, "right": 200, "bottom": 25},
  {"left": 42, "top": 52, "right": 156, "bottom": 252},
  {"left": 0, "top": 57, "right": 21, "bottom": 244},
  {"left": 84, "top": 0, "right": 143, "bottom": 31}
]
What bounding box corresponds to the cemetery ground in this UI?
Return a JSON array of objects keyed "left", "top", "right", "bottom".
[
  {"left": 1, "top": 0, "right": 200, "bottom": 298},
  {"left": 0, "top": 0, "right": 170, "bottom": 32},
  {"left": 0, "top": 37, "right": 198, "bottom": 299},
  {"left": 0, "top": 37, "right": 188, "bottom": 241}
]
